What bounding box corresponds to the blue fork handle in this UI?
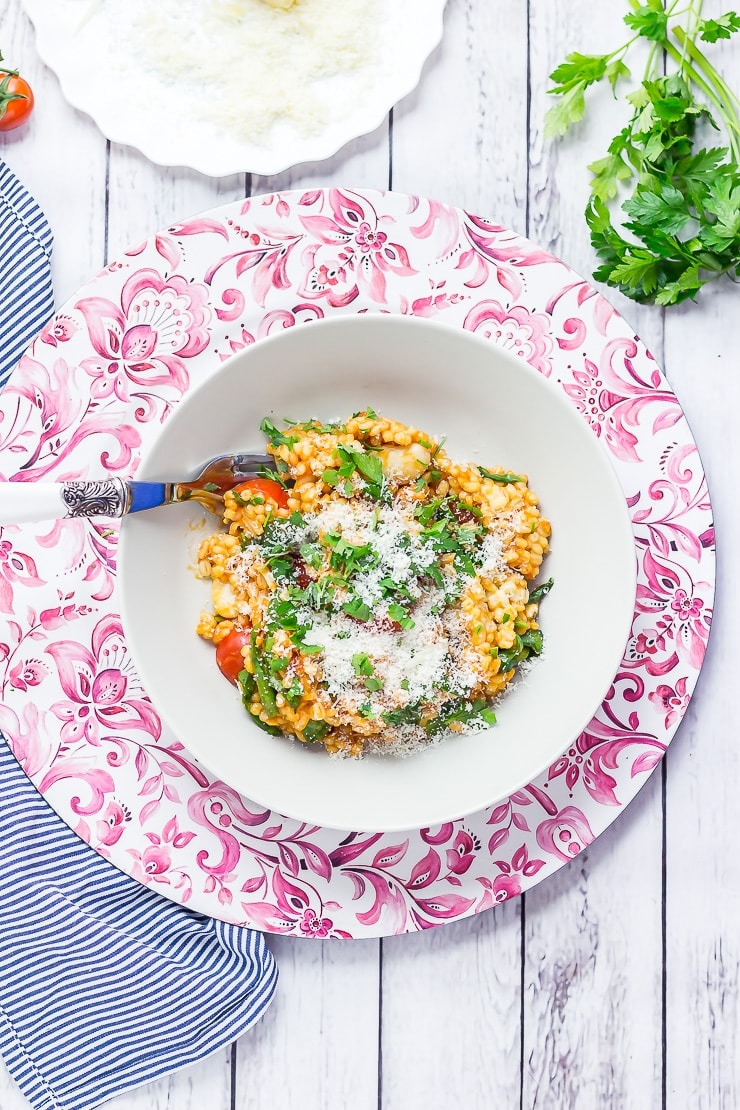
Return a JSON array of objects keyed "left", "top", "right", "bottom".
[
  {"left": 0, "top": 480, "right": 169, "bottom": 525},
  {"left": 63, "top": 480, "right": 169, "bottom": 517}
]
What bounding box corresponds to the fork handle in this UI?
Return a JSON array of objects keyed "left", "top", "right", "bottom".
[{"left": 0, "top": 480, "right": 168, "bottom": 525}]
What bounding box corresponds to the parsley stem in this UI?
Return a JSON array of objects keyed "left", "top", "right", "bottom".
[
  {"left": 667, "top": 33, "right": 740, "bottom": 161},
  {"left": 674, "top": 26, "right": 740, "bottom": 115}
]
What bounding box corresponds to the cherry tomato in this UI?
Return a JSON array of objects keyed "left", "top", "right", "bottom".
[
  {"left": 233, "top": 477, "right": 289, "bottom": 509},
  {"left": 215, "top": 628, "right": 251, "bottom": 685},
  {"left": 0, "top": 66, "right": 34, "bottom": 131}
]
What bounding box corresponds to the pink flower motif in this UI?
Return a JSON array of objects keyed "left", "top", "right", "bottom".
[
  {"left": 536, "top": 806, "right": 595, "bottom": 862},
  {"left": 561, "top": 359, "right": 609, "bottom": 434},
  {"left": 633, "top": 628, "right": 665, "bottom": 659},
  {"left": 46, "top": 613, "right": 161, "bottom": 747},
  {"left": 463, "top": 300, "right": 553, "bottom": 377},
  {"left": 492, "top": 872, "right": 522, "bottom": 902},
  {"left": 39, "top": 313, "right": 78, "bottom": 346},
  {"left": 75, "top": 269, "right": 211, "bottom": 404},
  {"left": 446, "top": 829, "right": 479, "bottom": 875},
  {"left": 0, "top": 540, "right": 45, "bottom": 614},
  {"left": 8, "top": 657, "right": 48, "bottom": 692},
  {"left": 141, "top": 844, "right": 172, "bottom": 877},
  {"left": 300, "top": 188, "right": 416, "bottom": 305},
  {"left": 302, "top": 257, "right": 353, "bottom": 303},
  {"left": 127, "top": 841, "right": 173, "bottom": 885},
  {"left": 355, "top": 221, "right": 388, "bottom": 253},
  {"left": 299, "top": 909, "right": 333, "bottom": 938},
  {"left": 317, "top": 261, "right": 339, "bottom": 284},
  {"left": 671, "top": 588, "right": 703, "bottom": 622},
  {"left": 649, "top": 677, "right": 690, "bottom": 729},
  {"left": 96, "top": 799, "right": 132, "bottom": 846}
]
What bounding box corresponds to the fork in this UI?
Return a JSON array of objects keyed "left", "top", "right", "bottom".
[{"left": 0, "top": 453, "right": 276, "bottom": 525}]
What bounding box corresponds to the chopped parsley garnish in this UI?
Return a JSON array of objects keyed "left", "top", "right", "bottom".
[
  {"left": 387, "top": 602, "right": 415, "bottom": 630},
  {"left": 302, "top": 720, "right": 330, "bottom": 744},
  {"left": 331, "top": 444, "right": 385, "bottom": 500},
  {"left": 382, "top": 702, "right": 424, "bottom": 727},
  {"left": 528, "top": 577, "right": 554, "bottom": 604},
  {"left": 478, "top": 466, "right": 524, "bottom": 484},
  {"left": 300, "top": 542, "right": 323, "bottom": 569},
  {"left": 497, "top": 627, "right": 545, "bottom": 674},
  {"left": 352, "top": 653, "right": 374, "bottom": 677},
  {"left": 426, "top": 698, "right": 497, "bottom": 736},
  {"left": 260, "top": 417, "right": 300, "bottom": 450},
  {"left": 343, "top": 598, "right": 372, "bottom": 622}
]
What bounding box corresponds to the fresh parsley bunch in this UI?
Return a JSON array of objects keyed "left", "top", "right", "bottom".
[{"left": 546, "top": 0, "right": 740, "bottom": 305}]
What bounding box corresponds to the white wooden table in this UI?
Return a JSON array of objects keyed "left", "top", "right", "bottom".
[{"left": 1, "top": 1, "right": 738, "bottom": 1106}]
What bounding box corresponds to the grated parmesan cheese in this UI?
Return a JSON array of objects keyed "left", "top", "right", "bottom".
[{"left": 90, "top": 0, "right": 386, "bottom": 143}]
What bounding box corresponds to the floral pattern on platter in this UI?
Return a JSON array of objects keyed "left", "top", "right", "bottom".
[{"left": 0, "top": 188, "right": 714, "bottom": 939}]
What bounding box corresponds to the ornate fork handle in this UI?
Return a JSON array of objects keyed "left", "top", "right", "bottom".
[
  {"left": 1, "top": 480, "right": 170, "bottom": 525},
  {"left": 62, "top": 479, "right": 134, "bottom": 518}
]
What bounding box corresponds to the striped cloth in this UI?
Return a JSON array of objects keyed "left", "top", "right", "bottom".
[
  {"left": 0, "top": 160, "right": 54, "bottom": 389},
  {"left": 0, "top": 163, "right": 278, "bottom": 1110}
]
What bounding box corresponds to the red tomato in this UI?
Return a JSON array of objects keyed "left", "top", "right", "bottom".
[
  {"left": 215, "top": 628, "right": 251, "bottom": 685},
  {"left": 0, "top": 67, "right": 34, "bottom": 131},
  {"left": 233, "top": 477, "right": 289, "bottom": 509}
]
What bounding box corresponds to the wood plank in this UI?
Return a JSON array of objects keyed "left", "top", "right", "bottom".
[
  {"left": 662, "top": 19, "right": 740, "bottom": 1088},
  {"left": 381, "top": 904, "right": 523, "bottom": 1110},
  {"left": 523, "top": 1, "right": 664, "bottom": 1105},
  {"left": 523, "top": 779, "right": 663, "bottom": 1108},
  {"left": 104, "top": 1051, "right": 232, "bottom": 1110},
  {"left": 390, "top": 0, "right": 530, "bottom": 222},
  {"left": 234, "top": 936, "right": 380, "bottom": 1110}
]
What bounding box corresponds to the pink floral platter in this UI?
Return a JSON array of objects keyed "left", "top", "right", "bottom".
[{"left": 0, "top": 188, "right": 714, "bottom": 939}]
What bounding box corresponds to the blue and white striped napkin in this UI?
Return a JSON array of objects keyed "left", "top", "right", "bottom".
[
  {"left": 0, "top": 160, "right": 278, "bottom": 1110},
  {"left": 0, "top": 159, "right": 54, "bottom": 390}
]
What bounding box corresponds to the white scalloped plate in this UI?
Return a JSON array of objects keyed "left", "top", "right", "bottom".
[{"left": 22, "top": 0, "right": 448, "bottom": 177}]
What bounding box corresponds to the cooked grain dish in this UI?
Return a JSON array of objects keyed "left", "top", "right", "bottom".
[{"left": 196, "top": 412, "right": 552, "bottom": 756}]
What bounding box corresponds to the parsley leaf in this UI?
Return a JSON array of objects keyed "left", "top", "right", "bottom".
[
  {"left": 528, "top": 577, "right": 554, "bottom": 604},
  {"left": 352, "top": 653, "right": 374, "bottom": 677},
  {"left": 260, "top": 417, "right": 299, "bottom": 450},
  {"left": 699, "top": 12, "right": 740, "bottom": 42},
  {"left": 302, "top": 720, "right": 330, "bottom": 744},
  {"left": 343, "top": 598, "right": 372, "bottom": 622},
  {"left": 478, "top": 467, "right": 524, "bottom": 484}
]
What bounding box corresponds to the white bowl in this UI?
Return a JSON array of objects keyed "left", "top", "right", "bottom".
[{"left": 117, "top": 315, "right": 636, "bottom": 832}]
